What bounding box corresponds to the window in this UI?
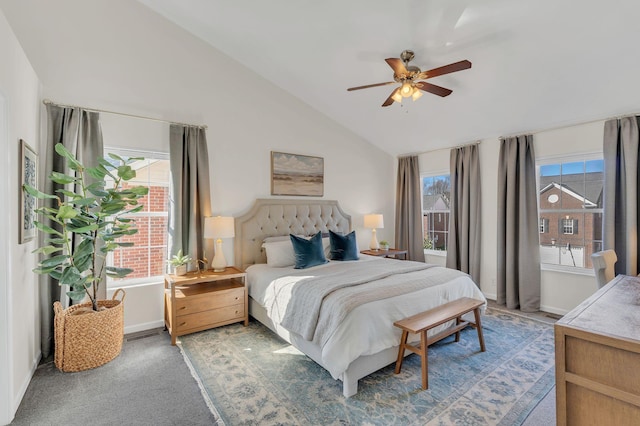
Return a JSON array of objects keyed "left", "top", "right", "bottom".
[
  {"left": 422, "top": 174, "right": 450, "bottom": 251},
  {"left": 538, "top": 157, "right": 603, "bottom": 269},
  {"left": 105, "top": 148, "right": 170, "bottom": 287},
  {"left": 562, "top": 218, "right": 575, "bottom": 235},
  {"left": 540, "top": 218, "right": 548, "bottom": 233}
]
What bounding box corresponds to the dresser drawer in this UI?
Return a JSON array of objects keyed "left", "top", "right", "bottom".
[
  {"left": 175, "top": 286, "right": 244, "bottom": 316},
  {"left": 175, "top": 303, "right": 245, "bottom": 333}
]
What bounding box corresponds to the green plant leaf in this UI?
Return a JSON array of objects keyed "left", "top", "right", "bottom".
[
  {"left": 55, "top": 189, "right": 80, "bottom": 199},
  {"left": 67, "top": 290, "right": 87, "bottom": 302},
  {"left": 67, "top": 223, "right": 99, "bottom": 233},
  {"left": 116, "top": 165, "right": 136, "bottom": 181},
  {"left": 31, "top": 246, "right": 62, "bottom": 255},
  {"left": 74, "top": 239, "right": 94, "bottom": 258},
  {"left": 49, "top": 171, "right": 77, "bottom": 185},
  {"left": 108, "top": 152, "right": 125, "bottom": 162},
  {"left": 70, "top": 197, "right": 97, "bottom": 207},
  {"left": 85, "top": 166, "right": 107, "bottom": 180},
  {"left": 128, "top": 186, "right": 149, "bottom": 196},
  {"left": 105, "top": 266, "right": 133, "bottom": 278},
  {"left": 59, "top": 266, "right": 82, "bottom": 286},
  {"left": 23, "top": 184, "right": 58, "bottom": 200},
  {"left": 35, "top": 221, "right": 63, "bottom": 236},
  {"left": 33, "top": 265, "right": 58, "bottom": 274},
  {"left": 40, "top": 255, "right": 68, "bottom": 268},
  {"left": 55, "top": 143, "right": 83, "bottom": 172},
  {"left": 56, "top": 205, "right": 78, "bottom": 220}
]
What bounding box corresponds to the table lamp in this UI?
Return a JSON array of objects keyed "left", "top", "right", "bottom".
[
  {"left": 204, "top": 216, "right": 235, "bottom": 272},
  {"left": 364, "top": 214, "right": 384, "bottom": 250}
]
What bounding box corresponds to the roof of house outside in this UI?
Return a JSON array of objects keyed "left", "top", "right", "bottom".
[{"left": 539, "top": 172, "right": 603, "bottom": 208}]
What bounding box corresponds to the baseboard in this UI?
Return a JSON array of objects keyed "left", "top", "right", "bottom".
[
  {"left": 484, "top": 293, "right": 497, "bottom": 301},
  {"left": 124, "top": 320, "right": 164, "bottom": 335},
  {"left": 539, "top": 304, "right": 569, "bottom": 316},
  {"left": 12, "top": 351, "right": 41, "bottom": 417}
]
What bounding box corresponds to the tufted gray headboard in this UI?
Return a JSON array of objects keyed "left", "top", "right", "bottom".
[{"left": 234, "top": 199, "right": 351, "bottom": 270}]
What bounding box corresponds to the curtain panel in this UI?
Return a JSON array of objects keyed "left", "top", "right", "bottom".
[
  {"left": 395, "top": 156, "right": 424, "bottom": 262},
  {"left": 446, "top": 144, "right": 481, "bottom": 284},
  {"left": 41, "top": 104, "right": 104, "bottom": 357},
  {"left": 603, "top": 116, "right": 640, "bottom": 276},
  {"left": 497, "top": 135, "right": 540, "bottom": 312},
  {"left": 169, "top": 125, "right": 212, "bottom": 269}
]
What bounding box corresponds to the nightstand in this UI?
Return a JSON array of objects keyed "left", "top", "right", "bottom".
[
  {"left": 164, "top": 266, "right": 248, "bottom": 345},
  {"left": 360, "top": 248, "right": 408, "bottom": 260}
]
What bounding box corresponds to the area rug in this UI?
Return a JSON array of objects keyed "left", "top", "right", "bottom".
[{"left": 179, "top": 308, "right": 555, "bottom": 425}]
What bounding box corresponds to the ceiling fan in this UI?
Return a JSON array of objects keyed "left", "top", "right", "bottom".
[{"left": 347, "top": 50, "right": 472, "bottom": 107}]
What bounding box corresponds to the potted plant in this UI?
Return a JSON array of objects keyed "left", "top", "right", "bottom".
[
  {"left": 169, "top": 249, "right": 192, "bottom": 276},
  {"left": 23, "top": 143, "right": 148, "bottom": 372},
  {"left": 379, "top": 240, "right": 390, "bottom": 250}
]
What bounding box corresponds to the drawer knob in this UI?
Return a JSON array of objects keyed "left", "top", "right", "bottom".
[
  {"left": 179, "top": 306, "right": 186, "bottom": 310},
  {"left": 179, "top": 322, "right": 187, "bottom": 327}
]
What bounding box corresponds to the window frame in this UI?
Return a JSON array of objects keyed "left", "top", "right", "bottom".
[
  {"left": 421, "top": 171, "right": 451, "bottom": 255},
  {"left": 104, "top": 147, "right": 170, "bottom": 289},
  {"left": 536, "top": 152, "right": 603, "bottom": 274}
]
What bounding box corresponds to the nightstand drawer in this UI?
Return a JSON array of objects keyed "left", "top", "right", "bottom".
[
  {"left": 175, "top": 286, "right": 244, "bottom": 316},
  {"left": 175, "top": 303, "right": 245, "bottom": 333}
]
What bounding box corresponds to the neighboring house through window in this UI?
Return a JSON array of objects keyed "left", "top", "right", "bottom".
[
  {"left": 422, "top": 174, "right": 450, "bottom": 252},
  {"left": 104, "top": 148, "right": 170, "bottom": 287},
  {"left": 537, "top": 157, "right": 603, "bottom": 269}
]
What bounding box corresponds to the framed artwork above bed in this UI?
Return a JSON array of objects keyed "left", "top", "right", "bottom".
[{"left": 271, "top": 151, "right": 323, "bottom": 197}]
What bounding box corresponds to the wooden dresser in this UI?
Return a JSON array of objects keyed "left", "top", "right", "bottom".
[
  {"left": 164, "top": 267, "right": 247, "bottom": 345},
  {"left": 555, "top": 274, "right": 640, "bottom": 425}
]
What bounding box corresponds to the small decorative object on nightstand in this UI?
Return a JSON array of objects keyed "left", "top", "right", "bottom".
[
  {"left": 164, "top": 266, "right": 247, "bottom": 345},
  {"left": 364, "top": 214, "right": 384, "bottom": 250},
  {"left": 379, "top": 240, "right": 389, "bottom": 250}
]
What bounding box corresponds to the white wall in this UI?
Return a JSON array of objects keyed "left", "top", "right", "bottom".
[
  {"left": 0, "top": 8, "right": 41, "bottom": 425},
  {"left": 17, "top": 2, "right": 395, "bottom": 333},
  {"left": 419, "top": 120, "right": 605, "bottom": 315}
]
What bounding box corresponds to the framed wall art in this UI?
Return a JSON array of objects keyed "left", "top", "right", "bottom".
[
  {"left": 20, "top": 139, "right": 37, "bottom": 244},
  {"left": 271, "top": 151, "right": 324, "bottom": 197}
]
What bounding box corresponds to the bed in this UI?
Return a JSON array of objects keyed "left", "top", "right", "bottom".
[{"left": 234, "top": 199, "right": 487, "bottom": 397}]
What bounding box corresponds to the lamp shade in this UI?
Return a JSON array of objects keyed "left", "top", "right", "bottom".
[
  {"left": 204, "top": 216, "right": 235, "bottom": 239},
  {"left": 364, "top": 214, "right": 384, "bottom": 229}
]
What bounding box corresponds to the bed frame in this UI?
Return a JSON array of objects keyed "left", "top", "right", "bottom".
[{"left": 234, "top": 199, "right": 404, "bottom": 397}]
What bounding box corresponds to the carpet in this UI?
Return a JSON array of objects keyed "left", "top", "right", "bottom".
[{"left": 179, "top": 308, "right": 555, "bottom": 426}]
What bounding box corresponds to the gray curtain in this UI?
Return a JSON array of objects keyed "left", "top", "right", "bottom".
[
  {"left": 169, "top": 125, "right": 212, "bottom": 269},
  {"left": 395, "top": 156, "right": 424, "bottom": 262},
  {"left": 447, "top": 144, "right": 481, "bottom": 284},
  {"left": 603, "top": 116, "right": 640, "bottom": 276},
  {"left": 42, "top": 104, "right": 104, "bottom": 357},
  {"left": 497, "top": 135, "right": 540, "bottom": 312}
]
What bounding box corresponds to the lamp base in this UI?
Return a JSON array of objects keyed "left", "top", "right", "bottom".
[
  {"left": 211, "top": 239, "right": 227, "bottom": 272},
  {"left": 369, "top": 229, "right": 379, "bottom": 250}
]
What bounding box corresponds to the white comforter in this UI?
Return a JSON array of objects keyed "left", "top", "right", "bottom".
[{"left": 247, "top": 256, "right": 486, "bottom": 379}]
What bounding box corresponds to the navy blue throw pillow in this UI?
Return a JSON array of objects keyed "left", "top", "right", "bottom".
[
  {"left": 329, "top": 230, "right": 359, "bottom": 261},
  {"left": 290, "top": 232, "right": 328, "bottom": 269}
]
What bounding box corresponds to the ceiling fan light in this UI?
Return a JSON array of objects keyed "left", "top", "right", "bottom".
[
  {"left": 391, "top": 91, "right": 403, "bottom": 103},
  {"left": 400, "top": 82, "right": 413, "bottom": 97},
  {"left": 412, "top": 88, "right": 423, "bottom": 101}
]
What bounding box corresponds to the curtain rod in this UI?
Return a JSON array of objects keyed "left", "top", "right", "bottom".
[
  {"left": 499, "top": 111, "right": 640, "bottom": 140},
  {"left": 42, "top": 99, "right": 208, "bottom": 130},
  {"left": 402, "top": 140, "right": 480, "bottom": 158}
]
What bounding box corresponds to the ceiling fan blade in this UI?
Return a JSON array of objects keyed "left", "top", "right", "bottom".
[
  {"left": 415, "top": 81, "right": 453, "bottom": 97},
  {"left": 382, "top": 88, "right": 400, "bottom": 107},
  {"left": 417, "top": 59, "right": 472, "bottom": 80},
  {"left": 385, "top": 58, "right": 408, "bottom": 77},
  {"left": 347, "top": 81, "right": 396, "bottom": 91}
]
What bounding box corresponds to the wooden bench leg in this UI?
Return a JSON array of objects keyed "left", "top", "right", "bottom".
[
  {"left": 395, "top": 330, "right": 408, "bottom": 374},
  {"left": 455, "top": 316, "right": 462, "bottom": 342},
  {"left": 473, "top": 307, "right": 486, "bottom": 352},
  {"left": 420, "top": 330, "right": 428, "bottom": 389}
]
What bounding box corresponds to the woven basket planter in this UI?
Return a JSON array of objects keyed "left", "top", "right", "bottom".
[{"left": 53, "top": 289, "right": 126, "bottom": 372}]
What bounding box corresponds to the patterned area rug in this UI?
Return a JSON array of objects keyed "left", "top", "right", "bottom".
[{"left": 179, "top": 308, "right": 555, "bottom": 425}]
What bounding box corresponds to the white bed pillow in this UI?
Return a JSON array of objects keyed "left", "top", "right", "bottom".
[
  {"left": 262, "top": 238, "right": 296, "bottom": 267},
  {"left": 261, "top": 235, "right": 331, "bottom": 267}
]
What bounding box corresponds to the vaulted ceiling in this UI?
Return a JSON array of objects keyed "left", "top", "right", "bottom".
[
  {"left": 136, "top": 0, "right": 640, "bottom": 156},
  {"left": 5, "top": 0, "right": 640, "bottom": 156}
]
